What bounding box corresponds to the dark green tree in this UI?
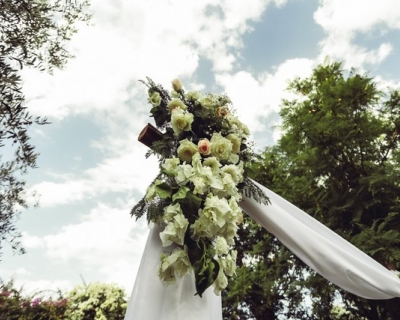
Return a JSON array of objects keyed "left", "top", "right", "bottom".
[
  {"left": 223, "top": 62, "right": 400, "bottom": 319},
  {"left": 0, "top": 0, "right": 90, "bottom": 257}
]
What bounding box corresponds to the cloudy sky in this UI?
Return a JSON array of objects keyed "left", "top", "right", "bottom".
[{"left": 2, "top": 0, "right": 400, "bottom": 298}]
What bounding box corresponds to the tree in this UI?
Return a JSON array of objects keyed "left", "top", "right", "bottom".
[
  {"left": 223, "top": 147, "right": 314, "bottom": 320},
  {"left": 0, "top": 0, "right": 90, "bottom": 257},
  {"left": 223, "top": 62, "right": 400, "bottom": 319},
  {"left": 222, "top": 216, "right": 311, "bottom": 319}
]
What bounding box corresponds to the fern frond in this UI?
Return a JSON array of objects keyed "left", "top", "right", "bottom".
[
  {"left": 240, "top": 177, "right": 270, "bottom": 205},
  {"left": 130, "top": 198, "right": 148, "bottom": 220}
]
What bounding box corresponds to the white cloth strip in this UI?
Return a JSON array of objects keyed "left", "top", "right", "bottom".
[
  {"left": 124, "top": 225, "right": 222, "bottom": 320},
  {"left": 240, "top": 180, "right": 400, "bottom": 300},
  {"left": 125, "top": 181, "right": 400, "bottom": 319}
]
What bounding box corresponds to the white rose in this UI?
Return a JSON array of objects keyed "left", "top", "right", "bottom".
[
  {"left": 210, "top": 133, "right": 233, "bottom": 161},
  {"left": 162, "top": 157, "right": 180, "bottom": 176},
  {"left": 177, "top": 139, "right": 198, "bottom": 163},
  {"left": 171, "top": 109, "right": 193, "bottom": 136},
  {"left": 171, "top": 78, "right": 183, "bottom": 92}
]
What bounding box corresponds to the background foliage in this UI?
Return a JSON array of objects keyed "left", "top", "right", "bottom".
[
  {"left": 0, "top": 0, "right": 90, "bottom": 258},
  {"left": 223, "top": 62, "right": 400, "bottom": 319},
  {"left": 0, "top": 279, "right": 127, "bottom": 320}
]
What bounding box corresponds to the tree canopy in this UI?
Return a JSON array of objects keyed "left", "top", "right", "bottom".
[
  {"left": 0, "top": 0, "right": 90, "bottom": 257},
  {"left": 223, "top": 62, "right": 400, "bottom": 319}
]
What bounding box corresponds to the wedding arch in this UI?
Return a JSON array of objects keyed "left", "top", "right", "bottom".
[{"left": 124, "top": 78, "right": 400, "bottom": 319}]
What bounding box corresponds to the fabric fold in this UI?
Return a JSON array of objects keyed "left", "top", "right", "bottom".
[
  {"left": 124, "top": 225, "right": 222, "bottom": 320},
  {"left": 125, "top": 181, "right": 400, "bottom": 319},
  {"left": 240, "top": 180, "right": 400, "bottom": 299}
]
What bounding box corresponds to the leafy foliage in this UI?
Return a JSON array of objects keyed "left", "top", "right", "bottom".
[
  {"left": 65, "top": 282, "right": 127, "bottom": 320},
  {"left": 1, "top": 0, "right": 91, "bottom": 72},
  {"left": 223, "top": 150, "right": 313, "bottom": 320},
  {"left": 239, "top": 177, "right": 270, "bottom": 206},
  {"left": 0, "top": 0, "right": 90, "bottom": 258},
  {"left": 0, "top": 278, "right": 68, "bottom": 320},
  {"left": 0, "top": 279, "right": 128, "bottom": 320},
  {"left": 223, "top": 62, "right": 400, "bottom": 319}
]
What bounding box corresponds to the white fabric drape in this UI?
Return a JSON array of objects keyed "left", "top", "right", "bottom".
[
  {"left": 125, "top": 181, "right": 400, "bottom": 319},
  {"left": 124, "top": 225, "right": 222, "bottom": 320},
  {"left": 240, "top": 180, "right": 400, "bottom": 300}
]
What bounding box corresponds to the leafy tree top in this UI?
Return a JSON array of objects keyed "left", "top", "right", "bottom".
[
  {"left": 0, "top": 0, "right": 90, "bottom": 257},
  {"left": 223, "top": 62, "right": 400, "bottom": 319}
]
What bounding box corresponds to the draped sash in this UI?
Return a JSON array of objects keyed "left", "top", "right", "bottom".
[{"left": 125, "top": 180, "right": 400, "bottom": 319}]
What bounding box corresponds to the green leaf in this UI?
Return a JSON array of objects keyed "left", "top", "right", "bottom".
[
  {"left": 192, "top": 257, "right": 220, "bottom": 297},
  {"left": 172, "top": 186, "right": 190, "bottom": 202},
  {"left": 155, "top": 183, "right": 172, "bottom": 199},
  {"left": 161, "top": 167, "right": 175, "bottom": 176},
  {"left": 180, "top": 191, "right": 202, "bottom": 223},
  {"left": 185, "top": 238, "right": 219, "bottom": 297},
  {"left": 151, "top": 107, "right": 168, "bottom": 127}
]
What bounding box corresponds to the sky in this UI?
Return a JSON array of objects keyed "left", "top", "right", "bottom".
[{"left": 2, "top": 0, "right": 400, "bottom": 298}]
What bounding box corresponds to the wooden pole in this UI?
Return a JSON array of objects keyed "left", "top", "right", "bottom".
[{"left": 138, "top": 123, "right": 163, "bottom": 149}]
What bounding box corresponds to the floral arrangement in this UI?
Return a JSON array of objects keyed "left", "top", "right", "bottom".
[{"left": 132, "top": 78, "right": 268, "bottom": 297}]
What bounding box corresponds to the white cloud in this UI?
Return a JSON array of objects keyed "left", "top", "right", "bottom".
[
  {"left": 14, "top": 267, "right": 32, "bottom": 277},
  {"left": 216, "top": 58, "right": 314, "bottom": 139},
  {"left": 22, "top": 233, "right": 46, "bottom": 250},
  {"left": 273, "top": 0, "right": 287, "bottom": 7},
  {"left": 314, "top": 0, "right": 400, "bottom": 68},
  {"left": 375, "top": 76, "right": 400, "bottom": 91},
  {"left": 43, "top": 203, "right": 146, "bottom": 261},
  {"left": 31, "top": 180, "right": 93, "bottom": 207},
  {"left": 15, "top": 279, "right": 73, "bottom": 298},
  {"left": 318, "top": 37, "right": 393, "bottom": 69},
  {"left": 30, "top": 145, "right": 159, "bottom": 207},
  {"left": 21, "top": 203, "right": 149, "bottom": 294},
  {"left": 314, "top": 0, "right": 400, "bottom": 33},
  {"left": 0, "top": 264, "right": 72, "bottom": 298},
  {"left": 22, "top": 0, "right": 277, "bottom": 121}
]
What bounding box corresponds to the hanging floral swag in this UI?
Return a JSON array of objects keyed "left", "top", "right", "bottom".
[{"left": 132, "top": 78, "right": 269, "bottom": 297}]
